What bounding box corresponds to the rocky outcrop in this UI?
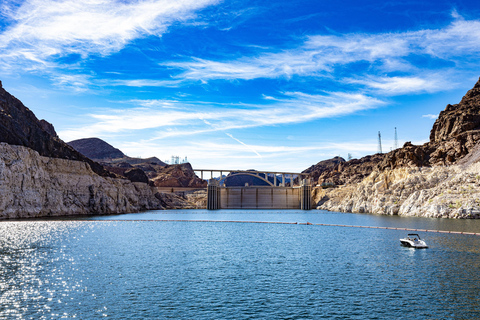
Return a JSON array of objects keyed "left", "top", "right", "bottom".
[
  {"left": 151, "top": 163, "right": 207, "bottom": 188},
  {"left": 124, "top": 168, "right": 150, "bottom": 184},
  {"left": 313, "top": 164, "right": 480, "bottom": 219},
  {"left": 304, "top": 155, "right": 383, "bottom": 185},
  {"left": 0, "top": 143, "right": 166, "bottom": 219},
  {"left": 430, "top": 79, "right": 480, "bottom": 143},
  {"left": 155, "top": 190, "right": 207, "bottom": 209},
  {"left": 307, "top": 77, "right": 480, "bottom": 218}
]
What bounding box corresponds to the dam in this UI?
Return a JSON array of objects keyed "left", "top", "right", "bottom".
[{"left": 195, "top": 169, "right": 313, "bottom": 210}]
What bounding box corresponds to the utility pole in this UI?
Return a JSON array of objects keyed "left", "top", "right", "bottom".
[
  {"left": 378, "top": 131, "right": 382, "bottom": 154},
  {"left": 394, "top": 127, "right": 398, "bottom": 150}
]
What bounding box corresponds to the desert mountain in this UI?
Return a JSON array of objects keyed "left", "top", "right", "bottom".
[
  {"left": 305, "top": 77, "right": 480, "bottom": 218},
  {"left": 305, "top": 77, "right": 480, "bottom": 186}
]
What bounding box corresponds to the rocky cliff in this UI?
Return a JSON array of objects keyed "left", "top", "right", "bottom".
[
  {"left": 0, "top": 83, "right": 206, "bottom": 218},
  {"left": 313, "top": 164, "right": 480, "bottom": 218},
  {"left": 307, "top": 77, "right": 480, "bottom": 218},
  {"left": 0, "top": 143, "right": 164, "bottom": 218}
]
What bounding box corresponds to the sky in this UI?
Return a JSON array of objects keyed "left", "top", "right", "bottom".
[{"left": 1, "top": 0, "right": 480, "bottom": 172}]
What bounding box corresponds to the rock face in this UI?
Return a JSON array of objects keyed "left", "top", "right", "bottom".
[
  {"left": 430, "top": 80, "right": 480, "bottom": 143},
  {"left": 307, "top": 77, "right": 480, "bottom": 218},
  {"left": 124, "top": 168, "right": 150, "bottom": 184},
  {"left": 155, "top": 190, "right": 207, "bottom": 209},
  {"left": 0, "top": 143, "right": 164, "bottom": 219},
  {"left": 151, "top": 163, "right": 207, "bottom": 188},
  {"left": 304, "top": 155, "right": 383, "bottom": 185},
  {"left": 313, "top": 164, "right": 480, "bottom": 219}
]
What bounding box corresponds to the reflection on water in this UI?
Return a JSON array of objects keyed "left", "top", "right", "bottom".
[{"left": 1, "top": 211, "right": 480, "bottom": 319}]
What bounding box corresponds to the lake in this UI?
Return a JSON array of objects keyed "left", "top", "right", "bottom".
[{"left": 1, "top": 210, "right": 480, "bottom": 319}]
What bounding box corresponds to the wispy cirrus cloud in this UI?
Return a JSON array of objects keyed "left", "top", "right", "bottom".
[
  {"left": 0, "top": 0, "right": 218, "bottom": 70},
  {"left": 345, "top": 74, "right": 451, "bottom": 95},
  {"left": 157, "top": 16, "right": 480, "bottom": 94},
  {"left": 422, "top": 114, "right": 438, "bottom": 119},
  {"left": 114, "top": 138, "right": 381, "bottom": 171},
  {"left": 58, "top": 90, "right": 384, "bottom": 141}
]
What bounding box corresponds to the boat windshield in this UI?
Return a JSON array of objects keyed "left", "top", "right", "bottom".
[{"left": 407, "top": 234, "right": 421, "bottom": 239}]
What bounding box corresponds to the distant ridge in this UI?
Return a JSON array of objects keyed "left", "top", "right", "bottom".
[
  {"left": 68, "top": 137, "right": 125, "bottom": 160},
  {"left": 68, "top": 137, "right": 206, "bottom": 187},
  {"left": 68, "top": 137, "right": 166, "bottom": 166}
]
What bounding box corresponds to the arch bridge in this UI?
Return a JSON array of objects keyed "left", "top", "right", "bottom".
[{"left": 193, "top": 169, "right": 307, "bottom": 187}]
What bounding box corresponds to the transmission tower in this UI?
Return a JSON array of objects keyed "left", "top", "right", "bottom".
[
  {"left": 377, "top": 131, "right": 382, "bottom": 154},
  {"left": 394, "top": 127, "right": 398, "bottom": 150}
]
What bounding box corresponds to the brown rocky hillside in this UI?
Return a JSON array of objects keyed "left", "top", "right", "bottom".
[{"left": 305, "top": 77, "right": 480, "bottom": 186}]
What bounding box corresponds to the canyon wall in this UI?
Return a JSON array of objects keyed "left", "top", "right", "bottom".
[
  {"left": 313, "top": 163, "right": 480, "bottom": 218},
  {"left": 0, "top": 143, "right": 164, "bottom": 219},
  {"left": 306, "top": 78, "right": 480, "bottom": 219}
]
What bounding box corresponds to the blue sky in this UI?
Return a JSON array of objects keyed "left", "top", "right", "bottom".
[{"left": 1, "top": 0, "right": 480, "bottom": 172}]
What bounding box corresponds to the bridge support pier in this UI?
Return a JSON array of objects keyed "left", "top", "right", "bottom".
[
  {"left": 207, "top": 179, "right": 221, "bottom": 210},
  {"left": 300, "top": 179, "right": 312, "bottom": 210}
]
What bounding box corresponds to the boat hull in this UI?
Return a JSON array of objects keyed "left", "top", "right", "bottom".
[{"left": 400, "top": 239, "right": 428, "bottom": 249}]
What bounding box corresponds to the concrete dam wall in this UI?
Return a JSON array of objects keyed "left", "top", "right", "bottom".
[{"left": 219, "top": 187, "right": 306, "bottom": 209}]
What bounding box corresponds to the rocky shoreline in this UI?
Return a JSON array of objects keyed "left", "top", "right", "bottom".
[
  {"left": 0, "top": 143, "right": 207, "bottom": 219},
  {"left": 307, "top": 78, "right": 480, "bottom": 219},
  {"left": 313, "top": 163, "right": 480, "bottom": 219},
  {"left": 0, "top": 143, "right": 163, "bottom": 219}
]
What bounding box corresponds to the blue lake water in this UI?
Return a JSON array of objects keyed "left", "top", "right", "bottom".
[{"left": 2, "top": 210, "right": 480, "bottom": 319}]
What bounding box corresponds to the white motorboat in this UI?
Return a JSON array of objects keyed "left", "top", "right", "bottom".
[{"left": 400, "top": 233, "right": 428, "bottom": 249}]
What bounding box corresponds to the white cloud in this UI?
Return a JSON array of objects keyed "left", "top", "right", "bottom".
[
  {"left": 58, "top": 91, "right": 384, "bottom": 141},
  {"left": 0, "top": 0, "right": 218, "bottom": 70},
  {"left": 422, "top": 114, "right": 438, "bottom": 119},
  {"left": 345, "top": 74, "right": 449, "bottom": 95},
  {"left": 108, "top": 138, "right": 380, "bottom": 172},
  {"left": 159, "top": 16, "right": 480, "bottom": 94}
]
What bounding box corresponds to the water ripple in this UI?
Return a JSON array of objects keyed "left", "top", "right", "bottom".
[{"left": 1, "top": 214, "right": 480, "bottom": 318}]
